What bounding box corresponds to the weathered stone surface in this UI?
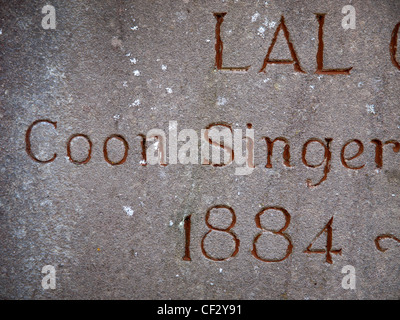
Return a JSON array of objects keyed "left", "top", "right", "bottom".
[{"left": 0, "top": 0, "right": 399, "bottom": 299}]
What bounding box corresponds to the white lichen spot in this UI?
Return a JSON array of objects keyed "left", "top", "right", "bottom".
[
  {"left": 251, "top": 12, "right": 260, "bottom": 23},
  {"left": 310, "top": 85, "right": 315, "bottom": 89},
  {"left": 123, "top": 206, "right": 134, "bottom": 216},
  {"left": 113, "top": 114, "right": 120, "bottom": 120},
  {"left": 130, "top": 58, "right": 137, "bottom": 64},
  {"left": 217, "top": 97, "right": 227, "bottom": 106},
  {"left": 161, "top": 64, "right": 167, "bottom": 71},
  {"left": 133, "top": 70, "right": 140, "bottom": 76},
  {"left": 123, "top": 81, "right": 128, "bottom": 87},
  {"left": 219, "top": 268, "right": 223, "bottom": 273},
  {"left": 366, "top": 104, "right": 376, "bottom": 114},
  {"left": 257, "top": 26, "right": 266, "bottom": 38},
  {"left": 169, "top": 220, "right": 174, "bottom": 226},
  {"left": 269, "top": 21, "right": 276, "bottom": 29},
  {"left": 166, "top": 87, "right": 173, "bottom": 94},
  {"left": 130, "top": 26, "right": 138, "bottom": 31},
  {"left": 130, "top": 99, "right": 140, "bottom": 107},
  {"left": 46, "top": 65, "right": 66, "bottom": 80}
]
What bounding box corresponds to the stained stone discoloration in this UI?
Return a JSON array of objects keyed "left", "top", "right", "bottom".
[{"left": 0, "top": 0, "right": 399, "bottom": 299}]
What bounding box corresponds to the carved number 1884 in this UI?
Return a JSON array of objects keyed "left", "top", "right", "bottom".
[{"left": 182, "top": 205, "right": 342, "bottom": 264}]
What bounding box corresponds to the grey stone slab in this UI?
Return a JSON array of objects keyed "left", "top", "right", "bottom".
[{"left": 0, "top": 0, "right": 399, "bottom": 299}]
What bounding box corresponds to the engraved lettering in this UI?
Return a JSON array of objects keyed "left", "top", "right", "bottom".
[
  {"left": 390, "top": 22, "right": 400, "bottom": 70},
  {"left": 201, "top": 205, "right": 240, "bottom": 261},
  {"left": 371, "top": 139, "right": 400, "bottom": 169},
  {"left": 263, "top": 137, "right": 291, "bottom": 168},
  {"left": 25, "top": 119, "right": 57, "bottom": 163},
  {"left": 67, "top": 134, "right": 92, "bottom": 165},
  {"left": 375, "top": 234, "right": 400, "bottom": 252},
  {"left": 302, "top": 138, "right": 332, "bottom": 187},
  {"left": 213, "top": 13, "right": 250, "bottom": 72},
  {"left": 315, "top": 14, "right": 353, "bottom": 75},
  {"left": 183, "top": 215, "right": 192, "bottom": 261},
  {"left": 304, "top": 217, "right": 342, "bottom": 264},
  {"left": 103, "top": 134, "right": 129, "bottom": 166},
  {"left": 251, "top": 207, "right": 293, "bottom": 262},
  {"left": 203, "top": 123, "right": 234, "bottom": 167},
  {"left": 259, "top": 16, "right": 305, "bottom": 74},
  {"left": 340, "top": 139, "right": 364, "bottom": 170}
]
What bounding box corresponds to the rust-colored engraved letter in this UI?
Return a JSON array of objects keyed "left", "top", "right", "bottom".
[
  {"left": 201, "top": 205, "right": 240, "bottom": 261},
  {"left": 67, "top": 134, "right": 92, "bottom": 165},
  {"left": 302, "top": 138, "right": 333, "bottom": 187},
  {"left": 25, "top": 119, "right": 57, "bottom": 163},
  {"left": 315, "top": 14, "right": 353, "bottom": 75},
  {"left": 138, "top": 134, "right": 147, "bottom": 166},
  {"left": 263, "top": 137, "right": 291, "bottom": 168},
  {"left": 259, "top": 16, "right": 305, "bottom": 73},
  {"left": 375, "top": 234, "right": 400, "bottom": 252},
  {"left": 213, "top": 13, "right": 250, "bottom": 72},
  {"left": 390, "top": 22, "right": 400, "bottom": 70},
  {"left": 103, "top": 134, "right": 129, "bottom": 166},
  {"left": 203, "top": 122, "right": 234, "bottom": 167},
  {"left": 340, "top": 139, "right": 365, "bottom": 170},
  {"left": 304, "top": 217, "right": 342, "bottom": 264},
  {"left": 183, "top": 215, "right": 192, "bottom": 261},
  {"left": 251, "top": 207, "right": 293, "bottom": 263},
  {"left": 371, "top": 139, "right": 400, "bottom": 168}
]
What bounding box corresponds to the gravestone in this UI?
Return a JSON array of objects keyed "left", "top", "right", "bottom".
[{"left": 0, "top": 0, "right": 399, "bottom": 299}]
